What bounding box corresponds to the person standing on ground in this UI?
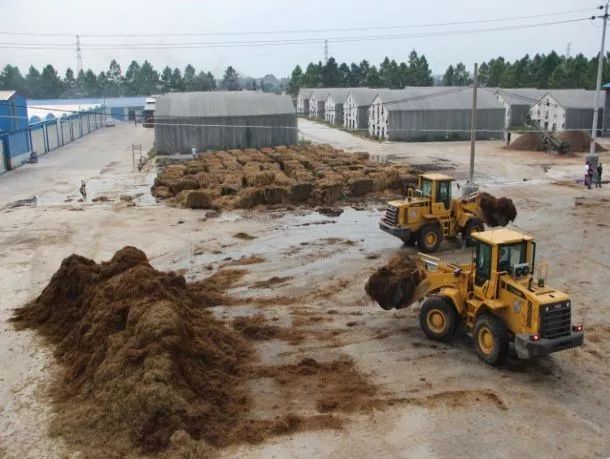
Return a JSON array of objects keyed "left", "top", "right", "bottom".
[
  {"left": 588, "top": 162, "right": 594, "bottom": 190},
  {"left": 506, "top": 131, "right": 511, "bottom": 146},
  {"left": 79, "top": 180, "right": 87, "bottom": 200},
  {"left": 192, "top": 146, "right": 197, "bottom": 160},
  {"left": 585, "top": 162, "right": 591, "bottom": 189},
  {"left": 597, "top": 162, "right": 603, "bottom": 188}
]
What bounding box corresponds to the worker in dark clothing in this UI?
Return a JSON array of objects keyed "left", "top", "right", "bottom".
[
  {"left": 597, "top": 163, "right": 603, "bottom": 188},
  {"left": 80, "top": 180, "right": 87, "bottom": 200},
  {"left": 506, "top": 131, "right": 511, "bottom": 146}
]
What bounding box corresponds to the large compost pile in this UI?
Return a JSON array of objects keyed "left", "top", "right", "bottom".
[
  {"left": 365, "top": 254, "right": 421, "bottom": 310},
  {"left": 557, "top": 131, "right": 606, "bottom": 153},
  {"left": 12, "top": 247, "right": 252, "bottom": 454},
  {"left": 478, "top": 192, "right": 518, "bottom": 227},
  {"left": 152, "top": 144, "right": 416, "bottom": 209}
]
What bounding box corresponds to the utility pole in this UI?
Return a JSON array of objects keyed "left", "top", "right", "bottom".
[
  {"left": 464, "top": 62, "right": 479, "bottom": 197},
  {"left": 76, "top": 34, "right": 83, "bottom": 74},
  {"left": 324, "top": 40, "right": 328, "bottom": 64},
  {"left": 566, "top": 42, "right": 571, "bottom": 59},
  {"left": 590, "top": 2, "right": 608, "bottom": 156}
]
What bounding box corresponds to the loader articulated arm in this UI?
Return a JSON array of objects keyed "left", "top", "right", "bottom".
[{"left": 405, "top": 254, "right": 463, "bottom": 307}]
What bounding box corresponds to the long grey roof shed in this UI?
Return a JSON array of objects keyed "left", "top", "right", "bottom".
[{"left": 155, "top": 91, "right": 297, "bottom": 154}]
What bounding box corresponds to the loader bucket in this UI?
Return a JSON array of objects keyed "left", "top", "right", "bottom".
[{"left": 365, "top": 255, "right": 421, "bottom": 309}]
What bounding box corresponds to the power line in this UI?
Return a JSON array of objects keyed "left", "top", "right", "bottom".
[
  {"left": 0, "top": 17, "right": 595, "bottom": 50},
  {"left": 0, "top": 7, "right": 597, "bottom": 38}
]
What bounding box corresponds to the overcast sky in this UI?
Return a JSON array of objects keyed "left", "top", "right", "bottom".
[{"left": 1, "top": 0, "right": 605, "bottom": 79}]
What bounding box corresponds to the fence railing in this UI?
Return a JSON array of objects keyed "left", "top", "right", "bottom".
[{"left": 0, "top": 108, "right": 105, "bottom": 173}]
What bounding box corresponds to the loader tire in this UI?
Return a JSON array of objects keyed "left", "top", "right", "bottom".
[
  {"left": 463, "top": 217, "right": 484, "bottom": 247},
  {"left": 473, "top": 313, "right": 509, "bottom": 366},
  {"left": 419, "top": 296, "right": 458, "bottom": 342},
  {"left": 418, "top": 224, "right": 442, "bottom": 253}
]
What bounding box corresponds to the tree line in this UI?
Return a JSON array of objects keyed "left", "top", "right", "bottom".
[
  {"left": 287, "top": 51, "right": 433, "bottom": 95},
  {"left": 443, "top": 51, "right": 610, "bottom": 89},
  {"left": 0, "top": 60, "right": 265, "bottom": 99},
  {"left": 289, "top": 51, "right": 610, "bottom": 95}
]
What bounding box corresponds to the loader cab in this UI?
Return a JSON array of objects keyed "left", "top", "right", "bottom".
[
  {"left": 418, "top": 173, "right": 453, "bottom": 211},
  {"left": 472, "top": 229, "right": 535, "bottom": 296}
]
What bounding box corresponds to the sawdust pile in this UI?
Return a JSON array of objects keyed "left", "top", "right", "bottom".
[
  {"left": 557, "top": 131, "right": 606, "bottom": 153},
  {"left": 478, "top": 192, "right": 518, "bottom": 227},
  {"left": 13, "top": 249, "right": 383, "bottom": 456},
  {"left": 11, "top": 247, "right": 253, "bottom": 454},
  {"left": 365, "top": 254, "right": 421, "bottom": 310},
  {"left": 508, "top": 132, "right": 545, "bottom": 151},
  {"left": 152, "top": 144, "right": 416, "bottom": 209}
]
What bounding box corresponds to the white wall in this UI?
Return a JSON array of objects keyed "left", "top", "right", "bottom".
[{"left": 530, "top": 95, "right": 566, "bottom": 132}]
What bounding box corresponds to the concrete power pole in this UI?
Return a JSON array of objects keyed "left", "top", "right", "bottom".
[
  {"left": 463, "top": 62, "right": 479, "bottom": 197},
  {"left": 324, "top": 40, "right": 328, "bottom": 63},
  {"left": 76, "top": 34, "right": 83, "bottom": 74},
  {"left": 590, "top": 2, "right": 609, "bottom": 156}
]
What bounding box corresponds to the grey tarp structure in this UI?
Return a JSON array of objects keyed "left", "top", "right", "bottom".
[
  {"left": 297, "top": 88, "right": 313, "bottom": 115},
  {"left": 324, "top": 88, "right": 360, "bottom": 125},
  {"left": 547, "top": 89, "right": 605, "bottom": 131},
  {"left": 493, "top": 88, "right": 546, "bottom": 128},
  {"left": 383, "top": 87, "right": 505, "bottom": 141},
  {"left": 155, "top": 91, "right": 297, "bottom": 154}
]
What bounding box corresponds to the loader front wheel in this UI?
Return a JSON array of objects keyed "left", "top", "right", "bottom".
[
  {"left": 419, "top": 296, "right": 458, "bottom": 342},
  {"left": 418, "top": 224, "right": 442, "bottom": 253},
  {"left": 474, "top": 314, "right": 509, "bottom": 366},
  {"left": 463, "top": 218, "right": 484, "bottom": 247}
]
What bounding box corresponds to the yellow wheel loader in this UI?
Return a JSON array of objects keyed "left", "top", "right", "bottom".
[
  {"left": 371, "top": 229, "right": 584, "bottom": 365},
  {"left": 380, "top": 173, "right": 487, "bottom": 253}
]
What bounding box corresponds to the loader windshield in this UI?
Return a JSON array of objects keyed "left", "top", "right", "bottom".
[
  {"left": 421, "top": 179, "right": 433, "bottom": 198},
  {"left": 497, "top": 242, "right": 527, "bottom": 273}
]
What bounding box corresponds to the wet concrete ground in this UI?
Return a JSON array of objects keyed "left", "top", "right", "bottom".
[{"left": 1, "top": 120, "right": 609, "bottom": 458}]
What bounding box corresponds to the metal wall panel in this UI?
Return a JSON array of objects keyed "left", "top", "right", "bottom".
[
  {"left": 61, "top": 119, "right": 72, "bottom": 144},
  {"left": 0, "top": 139, "right": 5, "bottom": 173},
  {"left": 47, "top": 122, "right": 60, "bottom": 150},
  {"left": 73, "top": 117, "right": 82, "bottom": 138},
  {"left": 31, "top": 126, "right": 45, "bottom": 154},
  {"left": 155, "top": 114, "right": 298, "bottom": 154}
]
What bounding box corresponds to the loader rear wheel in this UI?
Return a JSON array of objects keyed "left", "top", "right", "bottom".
[
  {"left": 418, "top": 224, "right": 442, "bottom": 253},
  {"left": 419, "top": 296, "right": 458, "bottom": 342},
  {"left": 463, "top": 218, "right": 484, "bottom": 247},
  {"left": 474, "top": 314, "right": 509, "bottom": 366}
]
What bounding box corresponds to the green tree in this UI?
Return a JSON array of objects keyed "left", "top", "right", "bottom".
[
  {"left": 221, "top": 66, "right": 240, "bottom": 90},
  {"left": 0, "top": 65, "right": 27, "bottom": 95},
  {"left": 62, "top": 68, "right": 76, "bottom": 97},
  {"left": 287, "top": 65, "right": 303, "bottom": 96},
  {"left": 106, "top": 59, "right": 123, "bottom": 96},
  {"left": 477, "top": 62, "right": 490, "bottom": 87},
  {"left": 301, "top": 62, "right": 322, "bottom": 87},
  {"left": 38, "top": 64, "right": 63, "bottom": 98},
  {"left": 137, "top": 60, "right": 158, "bottom": 95},
  {"left": 97, "top": 71, "right": 108, "bottom": 96},
  {"left": 338, "top": 62, "right": 351, "bottom": 87},
  {"left": 453, "top": 62, "right": 471, "bottom": 86},
  {"left": 349, "top": 62, "right": 362, "bottom": 86},
  {"left": 184, "top": 64, "right": 197, "bottom": 91},
  {"left": 364, "top": 65, "right": 382, "bottom": 87},
  {"left": 124, "top": 61, "right": 141, "bottom": 95},
  {"left": 487, "top": 57, "right": 506, "bottom": 87},
  {"left": 160, "top": 66, "right": 173, "bottom": 92},
  {"left": 26, "top": 66, "right": 41, "bottom": 98},
  {"left": 321, "top": 57, "right": 341, "bottom": 87},
  {"left": 443, "top": 65, "right": 455, "bottom": 86},
  {"left": 415, "top": 55, "right": 433, "bottom": 86},
  {"left": 82, "top": 70, "right": 98, "bottom": 96},
  {"left": 171, "top": 68, "right": 184, "bottom": 91}
]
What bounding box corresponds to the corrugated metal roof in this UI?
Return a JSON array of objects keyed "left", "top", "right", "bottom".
[
  {"left": 325, "top": 88, "right": 365, "bottom": 104},
  {"left": 493, "top": 88, "right": 546, "bottom": 106},
  {"left": 298, "top": 88, "right": 313, "bottom": 99},
  {"left": 0, "top": 90, "right": 16, "bottom": 101},
  {"left": 382, "top": 86, "right": 504, "bottom": 111},
  {"left": 545, "top": 89, "right": 605, "bottom": 109},
  {"left": 156, "top": 91, "right": 296, "bottom": 117},
  {"left": 29, "top": 96, "right": 146, "bottom": 108},
  {"left": 347, "top": 88, "right": 380, "bottom": 106},
  {"left": 309, "top": 88, "right": 330, "bottom": 101}
]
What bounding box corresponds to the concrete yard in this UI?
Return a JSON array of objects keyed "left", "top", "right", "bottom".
[{"left": 1, "top": 120, "right": 609, "bottom": 458}]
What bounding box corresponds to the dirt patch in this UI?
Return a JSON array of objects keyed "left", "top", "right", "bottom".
[
  {"left": 227, "top": 255, "right": 266, "bottom": 266},
  {"left": 406, "top": 390, "right": 507, "bottom": 411},
  {"left": 365, "top": 254, "right": 421, "bottom": 310},
  {"left": 478, "top": 192, "right": 518, "bottom": 227},
  {"left": 234, "top": 232, "right": 256, "bottom": 240},
  {"left": 254, "top": 358, "right": 379, "bottom": 414},
  {"left": 317, "top": 207, "right": 344, "bottom": 217},
  {"left": 152, "top": 145, "right": 416, "bottom": 209},
  {"left": 250, "top": 276, "right": 293, "bottom": 289},
  {"left": 233, "top": 314, "right": 283, "bottom": 340},
  {"left": 91, "top": 195, "right": 111, "bottom": 202}
]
